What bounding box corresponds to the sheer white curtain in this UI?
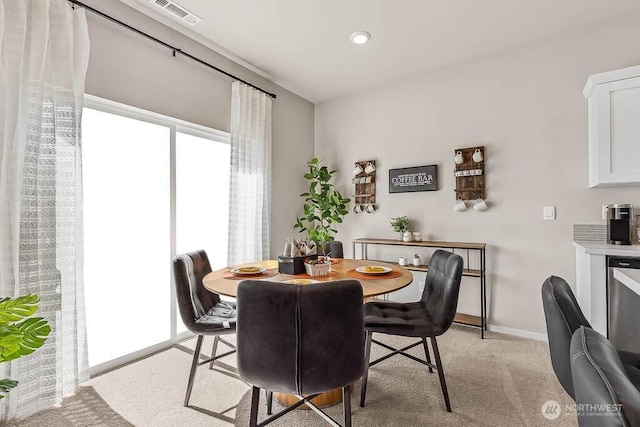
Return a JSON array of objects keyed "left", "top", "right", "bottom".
[
  {"left": 228, "top": 81, "right": 272, "bottom": 265},
  {"left": 0, "top": 0, "right": 90, "bottom": 420}
]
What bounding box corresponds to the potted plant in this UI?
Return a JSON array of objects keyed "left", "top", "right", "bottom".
[
  {"left": 0, "top": 294, "right": 51, "bottom": 399},
  {"left": 294, "top": 158, "right": 350, "bottom": 275},
  {"left": 390, "top": 216, "right": 410, "bottom": 240}
]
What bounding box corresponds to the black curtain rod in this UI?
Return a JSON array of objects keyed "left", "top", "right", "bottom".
[{"left": 67, "top": 0, "right": 277, "bottom": 99}]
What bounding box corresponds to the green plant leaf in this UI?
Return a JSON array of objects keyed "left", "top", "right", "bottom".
[
  {"left": 0, "top": 379, "right": 18, "bottom": 399},
  {"left": 294, "top": 158, "right": 349, "bottom": 244},
  {"left": 0, "top": 317, "right": 50, "bottom": 363},
  {"left": 0, "top": 295, "right": 50, "bottom": 401},
  {"left": 18, "top": 317, "right": 50, "bottom": 351},
  {"left": 0, "top": 295, "right": 40, "bottom": 324},
  {"left": 0, "top": 326, "right": 22, "bottom": 361}
]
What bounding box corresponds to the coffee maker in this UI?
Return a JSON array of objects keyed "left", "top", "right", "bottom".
[{"left": 608, "top": 204, "right": 632, "bottom": 245}]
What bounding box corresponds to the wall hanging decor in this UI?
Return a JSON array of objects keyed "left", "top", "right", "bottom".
[
  {"left": 453, "top": 146, "right": 487, "bottom": 210},
  {"left": 352, "top": 160, "right": 376, "bottom": 213},
  {"left": 389, "top": 165, "right": 438, "bottom": 193}
]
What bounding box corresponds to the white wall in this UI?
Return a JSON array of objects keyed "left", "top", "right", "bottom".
[
  {"left": 315, "top": 12, "right": 640, "bottom": 335},
  {"left": 82, "top": 0, "right": 314, "bottom": 259}
]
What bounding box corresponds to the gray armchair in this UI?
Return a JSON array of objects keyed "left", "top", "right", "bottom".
[
  {"left": 237, "top": 279, "right": 364, "bottom": 427},
  {"left": 542, "top": 275, "right": 640, "bottom": 401},
  {"left": 172, "top": 250, "right": 237, "bottom": 407},
  {"left": 571, "top": 326, "right": 640, "bottom": 426},
  {"left": 324, "top": 240, "right": 344, "bottom": 258},
  {"left": 360, "top": 249, "right": 464, "bottom": 412}
]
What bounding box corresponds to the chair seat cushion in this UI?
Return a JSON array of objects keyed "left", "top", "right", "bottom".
[
  {"left": 195, "top": 302, "right": 237, "bottom": 331},
  {"left": 364, "top": 300, "right": 444, "bottom": 337}
]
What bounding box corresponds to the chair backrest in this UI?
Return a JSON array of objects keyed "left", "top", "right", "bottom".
[
  {"left": 421, "top": 249, "right": 464, "bottom": 331},
  {"left": 571, "top": 326, "right": 640, "bottom": 427},
  {"left": 324, "top": 240, "right": 344, "bottom": 258},
  {"left": 541, "top": 275, "right": 591, "bottom": 399},
  {"left": 236, "top": 280, "right": 364, "bottom": 395},
  {"left": 172, "top": 250, "right": 220, "bottom": 332}
]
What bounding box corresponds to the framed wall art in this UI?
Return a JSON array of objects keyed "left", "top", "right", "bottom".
[{"left": 389, "top": 165, "right": 438, "bottom": 193}]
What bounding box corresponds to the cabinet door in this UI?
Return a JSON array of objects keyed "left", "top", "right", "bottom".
[{"left": 590, "top": 76, "right": 640, "bottom": 187}]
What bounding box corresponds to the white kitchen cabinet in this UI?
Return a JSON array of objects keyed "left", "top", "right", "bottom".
[{"left": 584, "top": 65, "right": 640, "bottom": 187}]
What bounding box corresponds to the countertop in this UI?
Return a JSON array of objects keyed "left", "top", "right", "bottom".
[
  {"left": 613, "top": 268, "right": 640, "bottom": 297},
  {"left": 573, "top": 241, "right": 640, "bottom": 257}
]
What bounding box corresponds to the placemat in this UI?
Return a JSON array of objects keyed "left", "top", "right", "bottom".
[
  {"left": 224, "top": 268, "right": 279, "bottom": 280},
  {"left": 345, "top": 268, "right": 404, "bottom": 280},
  {"left": 283, "top": 270, "right": 339, "bottom": 280}
]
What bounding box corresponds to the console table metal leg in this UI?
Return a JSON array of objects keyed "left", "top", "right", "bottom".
[{"left": 481, "top": 248, "right": 486, "bottom": 339}]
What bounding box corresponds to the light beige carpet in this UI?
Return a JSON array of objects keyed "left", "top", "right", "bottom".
[
  {"left": 6, "top": 386, "right": 132, "bottom": 427},
  {"left": 12, "top": 326, "right": 578, "bottom": 426}
]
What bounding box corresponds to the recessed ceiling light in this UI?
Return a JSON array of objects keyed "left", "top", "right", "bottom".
[{"left": 350, "top": 31, "right": 371, "bottom": 45}]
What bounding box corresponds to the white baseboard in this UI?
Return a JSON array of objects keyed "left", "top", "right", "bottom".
[{"left": 487, "top": 324, "right": 548, "bottom": 342}]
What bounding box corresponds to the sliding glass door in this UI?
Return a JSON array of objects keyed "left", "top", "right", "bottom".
[
  {"left": 175, "top": 131, "right": 230, "bottom": 333},
  {"left": 82, "top": 96, "right": 230, "bottom": 373},
  {"left": 175, "top": 131, "right": 230, "bottom": 266}
]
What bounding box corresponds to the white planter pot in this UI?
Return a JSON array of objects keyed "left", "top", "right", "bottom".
[{"left": 304, "top": 262, "right": 331, "bottom": 276}]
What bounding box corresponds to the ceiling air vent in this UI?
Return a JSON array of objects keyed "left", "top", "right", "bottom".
[{"left": 148, "top": 0, "right": 202, "bottom": 25}]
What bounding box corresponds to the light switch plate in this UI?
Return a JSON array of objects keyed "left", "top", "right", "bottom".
[{"left": 543, "top": 206, "right": 556, "bottom": 220}]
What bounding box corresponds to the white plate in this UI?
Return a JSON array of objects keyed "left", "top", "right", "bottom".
[
  {"left": 356, "top": 265, "right": 392, "bottom": 275},
  {"left": 283, "top": 279, "right": 320, "bottom": 285},
  {"left": 231, "top": 266, "right": 267, "bottom": 275}
]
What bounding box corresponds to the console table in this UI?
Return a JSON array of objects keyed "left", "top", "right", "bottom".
[{"left": 352, "top": 238, "right": 487, "bottom": 338}]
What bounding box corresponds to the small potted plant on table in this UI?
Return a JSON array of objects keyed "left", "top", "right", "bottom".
[
  {"left": 390, "top": 216, "right": 411, "bottom": 241},
  {"left": 294, "top": 158, "right": 350, "bottom": 276}
]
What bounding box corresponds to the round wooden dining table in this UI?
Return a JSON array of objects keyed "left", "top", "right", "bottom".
[
  {"left": 202, "top": 258, "right": 413, "bottom": 298},
  {"left": 202, "top": 258, "right": 413, "bottom": 409}
]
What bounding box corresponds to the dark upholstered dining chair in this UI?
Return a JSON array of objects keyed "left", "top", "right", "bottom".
[
  {"left": 173, "top": 250, "right": 237, "bottom": 407},
  {"left": 542, "top": 275, "right": 640, "bottom": 401},
  {"left": 324, "top": 240, "right": 344, "bottom": 258},
  {"left": 571, "top": 326, "right": 640, "bottom": 426},
  {"left": 360, "top": 249, "right": 463, "bottom": 412},
  {"left": 237, "top": 279, "right": 364, "bottom": 427}
]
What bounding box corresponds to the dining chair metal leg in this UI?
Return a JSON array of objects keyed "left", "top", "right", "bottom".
[
  {"left": 249, "top": 386, "right": 260, "bottom": 427},
  {"left": 209, "top": 335, "right": 220, "bottom": 369},
  {"left": 422, "top": 337, "right": 433, "bottom": 373},
  {"left": 266, "top": 390, "right": 273, "bottom": 415},
  {"left": 360, "top": 330, "right": 373, "bottom": 407},
  {"left": 343, "top": 385, "right": 352, "bottom": 427},
  {"left": 184, "top": 335, "right": 204, "bottom": 407},
  {"left": 430, "top": 336, "right": 451, "bottom": 412}
]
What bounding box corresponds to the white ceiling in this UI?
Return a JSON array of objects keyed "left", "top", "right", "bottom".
[{"left": 121, "top": 0, "right": 640, "bottom": 103}]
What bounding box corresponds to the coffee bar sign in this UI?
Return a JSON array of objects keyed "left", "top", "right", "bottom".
[{"left": 389, "top": 165, "right": 438, "bottom": 193}]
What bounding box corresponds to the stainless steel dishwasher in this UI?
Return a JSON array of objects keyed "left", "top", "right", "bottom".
[{"left": 608, "top": 256, "right": 640, "bottom": 353}]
